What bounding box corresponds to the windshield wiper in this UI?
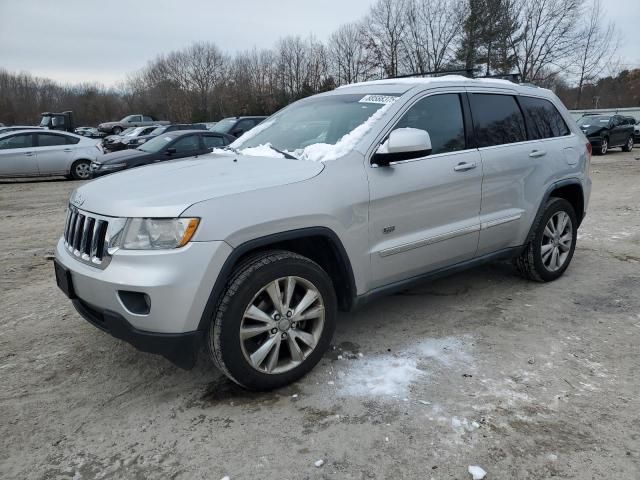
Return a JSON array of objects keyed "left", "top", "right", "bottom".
[
  {"left": 267, "top": 145, "right": 298, "bottom": 160},
  {"left": 223, "top": 146, "right": 240, "bottom": 154}
]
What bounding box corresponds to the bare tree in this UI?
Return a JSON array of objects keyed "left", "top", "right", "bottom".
[
  {"left": 362, "top": 0, "right": 409, "bottom": 77},
  {"left": 571, "top": 0, "right": 618, "bottom": 108},
  {"left": 328, "top": 23, "right": 374, "bottom": 85},
  {"left": 509, "top": 0, "right": 584, "bottom": 82}
]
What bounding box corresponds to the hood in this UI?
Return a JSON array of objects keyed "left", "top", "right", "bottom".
[
  {"left": 99, "top": 148, "right": 146, "bottom": 164},
  {"left": 73, "top": 153, "right": 325, "bottom": 217}
]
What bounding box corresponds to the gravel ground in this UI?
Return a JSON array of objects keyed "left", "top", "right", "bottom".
[{"left": 1, "top": 150, "right": 639, "bottom": 480}]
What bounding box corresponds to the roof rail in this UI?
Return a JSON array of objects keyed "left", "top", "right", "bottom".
[{"left": 388, "top": 70, "right": 523, "bottom": 84}]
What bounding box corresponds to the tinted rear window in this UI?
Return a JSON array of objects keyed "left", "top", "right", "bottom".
[
  {"left": 519, "top": 96, "right": 570, "bottom": 139},
  {"left": 470, "top": 94, "right": 526, "bottom": 147}
]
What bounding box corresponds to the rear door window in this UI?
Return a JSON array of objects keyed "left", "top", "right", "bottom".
[
  {"left": 36, "top": 133, "right": 68, "bottom": 147},
  {"left": 393, "top": 93, "right": 466, "bottom": 154},
  {"left": 171, "top": 135, "right": 200, "bottom": 153},
  {"left": 469, "top": 94, "right": 527, "bottom": 147},
  {"left": 202, "top": 134, "right": 227, "bottom": 148},
  {"left": 519, "top": 96, "right": 570, "bottom": 139}
]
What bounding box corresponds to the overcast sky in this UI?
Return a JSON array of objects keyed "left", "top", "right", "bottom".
[{"left": 0, "top": 0, "right": 638, "bottom": 87}]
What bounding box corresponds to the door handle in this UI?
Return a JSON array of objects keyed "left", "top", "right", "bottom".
[
  {"left": 453, "top": 162, "right": 477, "bottom": 172},
  {"left": 63, "top": 148, "right": 72, "bottom": 152},
  {"left": 24, "top": 152, "right": 35, "bottom": 157},
  {"left": 529, "top": 149, "right": 547, "bottom": 158}
]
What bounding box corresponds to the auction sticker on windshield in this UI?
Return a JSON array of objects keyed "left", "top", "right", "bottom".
[{"left": 359, "top": 95, "right": 397, "bottom": 105}]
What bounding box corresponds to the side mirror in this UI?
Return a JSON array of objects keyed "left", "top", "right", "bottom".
[
  {"left": 372, "top": 128, "right": 432, "bottom": 167},
  {"left": 165, "top": 147, "right": 177, "bottom": 155},
  {"left": 231, "top": 129, "right": 244, "bottom": 137}
]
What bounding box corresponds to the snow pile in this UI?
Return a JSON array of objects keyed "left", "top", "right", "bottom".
[
  {"left": 451, "top": 416, "right": 481, "bottom": 433},
  {"left": 239, "top": 143, "right": 284, "bottom": 158},
  {"left": 409, "top": 337, "right": 473, "bottom": 367},
  {"left": 468, "top": 465, "right": 487, "bottom": 479}
]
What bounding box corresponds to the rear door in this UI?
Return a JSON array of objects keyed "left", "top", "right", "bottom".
[
  {"left": 367, "top": 91, "right": 483, "bottom": 288},
  {"left": 34, "top": 133, "right": 74, "bottom": 175},
  {"left": 0, "top": 133, "right": 38, "bottom": 176}
]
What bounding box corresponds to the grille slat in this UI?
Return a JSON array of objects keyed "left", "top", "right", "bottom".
[{"left": 63, "top": 206, "right": 110, "bottom": 267}]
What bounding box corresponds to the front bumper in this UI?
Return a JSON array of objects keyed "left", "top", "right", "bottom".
[
  {"left": 72, "top": 299, "right": 202, "bottom": 369},
  {"left": 55, "top": 238, "right": 233, "bottom": 363}
]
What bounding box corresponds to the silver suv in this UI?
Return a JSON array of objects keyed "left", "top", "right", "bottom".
[{"left": 54, "top": 76, "right": 591, "bottom": 390}]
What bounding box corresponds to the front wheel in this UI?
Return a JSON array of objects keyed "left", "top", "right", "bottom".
[
  {"left": 112, "top": 126, "right": 122, "bottom": 135},
  {"left": 515, "top": 197, "right": 577, "bottom": 282},
  {"left": 597, "top": 137, "right": 608, "bottom": 155},
  {"left": 622, "top": 135, "right": 634, "bottom": 152},
  {"left": 208, "top": 250, "right": 337, "bottom": 390}
]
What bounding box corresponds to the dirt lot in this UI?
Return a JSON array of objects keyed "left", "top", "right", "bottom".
[{"left": 1, "top": 150, "right": 639, "bottom": 480}]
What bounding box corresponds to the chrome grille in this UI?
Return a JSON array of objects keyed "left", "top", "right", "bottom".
[{"left": 63, "top": 206, "right": 110, "bottom": 268}]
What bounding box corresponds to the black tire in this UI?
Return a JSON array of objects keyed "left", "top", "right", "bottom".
[
  {"left": 515, "top": 197, "right": 578, "bottom": 282},
  {"left": 70, "top": 160, "right": 91, "bottom": 180},
  {"left": 622, "top": 135, "right": 634, "bottom": 152},
  {"left": 207, "top": 250, "right": 337, "bottom": 390},
  {"left": 595, "top": 136, "right": 608, "bottom": 155},
  {"left": 112, "top": 126, "right": 122, "bottom": 135}
]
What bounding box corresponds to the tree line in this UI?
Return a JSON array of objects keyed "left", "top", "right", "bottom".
[{"left": 1, "top": 0, "right": 636, "bottom": 127}]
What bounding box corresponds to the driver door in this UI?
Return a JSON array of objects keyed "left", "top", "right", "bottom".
[{"left": 366, "top": 92, "right": 482, "bottom": 289}]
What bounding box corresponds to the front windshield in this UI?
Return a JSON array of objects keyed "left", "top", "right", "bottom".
[
  {"left": 210, "top": 118, "right": 236, "bottom": 134},
  {"left": 232, "top": 94, "right": 399, "bottom": 161},
  {"left": 138, "top": 134, "right": 173, "bottom": 153},
  {"left": 577, "top": 115, "right": 610, "bottom": 126},
  {"left": 125, "top": 127, "right": 144, "bottom": 137},
  {"left": 119, "top": 127, "right": 136, "bottom": 136},
  {"left": 40, "top": 116, "right": 51, "bottom": 127}
]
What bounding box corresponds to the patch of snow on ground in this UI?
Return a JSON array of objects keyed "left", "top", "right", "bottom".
[
  {"left": 468, "top": 465, "right": 487, "bottom": 479},
  {"left": 338, "top": 355, "right": 423, "bottom": 397},
  {"left": 336, "top": 336, "right": 472, "bottom": 398}
]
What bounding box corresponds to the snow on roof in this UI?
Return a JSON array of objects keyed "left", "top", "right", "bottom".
[{"left": 338, "top": 74, "right": 521, "bottom": 90}]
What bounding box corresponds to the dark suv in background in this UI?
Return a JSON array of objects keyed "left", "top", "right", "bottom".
[
  {"left": 123, "top": 123, "right": 208, "bottom": 149},
  {"left": 210, "top": 116, "right": 267, "bottom": 138},
  {"left": 577, "top": 114, "right": 634, "bottom": 155}
]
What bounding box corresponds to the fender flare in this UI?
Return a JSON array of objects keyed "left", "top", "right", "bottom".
[
  {"left": 196, "top": 227, "right": 357, "bottom": 331},
  {"left": 523, "top": 178, "right": 584, "bottom": 247}
]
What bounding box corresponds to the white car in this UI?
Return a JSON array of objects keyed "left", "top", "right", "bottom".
[{"left": 0, "top": 129, "right": 100, "bottom": 179}]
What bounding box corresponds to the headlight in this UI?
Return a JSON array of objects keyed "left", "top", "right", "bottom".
[{"left": 118, "top": 218, "right": 200, "bottom": 250}]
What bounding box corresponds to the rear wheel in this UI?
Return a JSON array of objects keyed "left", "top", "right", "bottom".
[
  {"left": 70, "top": 160, "right": 91, "bottom": 180},
  {"left": 515, "top": 197, "right": 577, "bottom": 282},
  {"left": 112, "top": 126, "right": 122, "bottom": 135},
  {"left": 208, "top": 250, "right": 337, "bottom": 390},
  {"left": 622, "top": 135, "right": 634, "bottom": 152}
]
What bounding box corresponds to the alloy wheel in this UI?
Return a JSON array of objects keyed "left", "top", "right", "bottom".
[
  {"left": 541, "top": 211, "right": 573, "bottom": 272},
  {"left": 75, "top": 162, "right": 91, "bottom": 179},
  {"left": 601, "top": 139, "right": 608, "bottom": 155},
  {"left": 239, "top": 276, "right": 325, "bottom": 374}
]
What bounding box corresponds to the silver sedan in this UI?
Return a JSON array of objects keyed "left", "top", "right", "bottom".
[{"left": 0, "top": 130, "right": 101, "bottom": 180}]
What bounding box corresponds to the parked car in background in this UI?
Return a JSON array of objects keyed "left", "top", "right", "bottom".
[
  {"left": 123, "top": 123, "right": 208, "bottom": 149},
  {"left": 0, "top": 129, "right": 100, "bottom": 179},
  {"left": 0, "top": 126, "right": 43, "bottom": 134},
  {"left": 97, "top": 115, "right": 170, "bottom": 135},
  {"left": 634, "top": 119, "right": 640, "bottom": 143},
  {"left": 210, "top": 116, "right": 267, "bottom": 138},
  {"left": 75, "top": 127, "right": 103, "bottom": 138},
  {"left": 204, "top": 122, "right": 217, "bottom": 129},
  {"left": 577, "top": 114, "right": 634, "bottom": 154},
  {"left": 90, "top": 130, "right": 234, "bottom": 177},
  {"left": 0, "top": 123, "right": 4, "bottom": 127},
  {"left": 40, "top": 111, "right": 74, "bottom": 132},
  {"left": 55, "top": 77, "right": 591, "bottom": 390},
  {"left": 101, "top": 125, "right": 159, "bottom": 152}
]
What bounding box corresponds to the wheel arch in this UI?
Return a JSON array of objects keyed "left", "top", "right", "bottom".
[
  {"left": 196, "top": 227, "right": 357, "bottom": 331},
  {"left": 69, "top": 158, "right": 92, "bottom": 175},
  {"left": 524, "top": 179, "right": 585, "bottom": 246}
]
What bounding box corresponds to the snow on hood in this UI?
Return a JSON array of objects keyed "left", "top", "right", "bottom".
[{"left": 230, "top": 102, "right": 394, "bottom": 163}]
